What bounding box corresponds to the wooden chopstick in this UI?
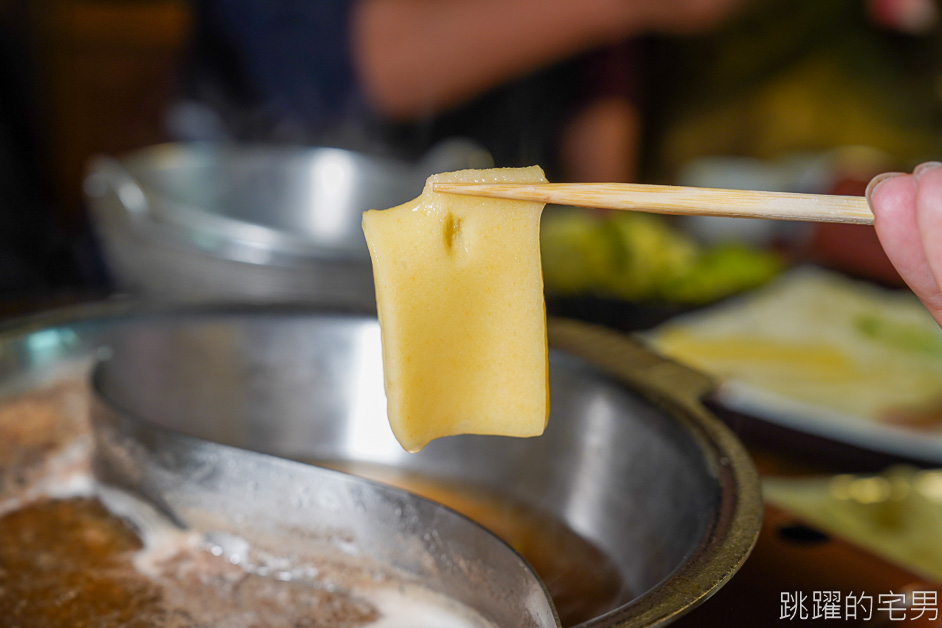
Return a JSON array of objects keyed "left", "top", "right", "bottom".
[{"left": 430, "top": 182, "right": 874, "bottom": 225}]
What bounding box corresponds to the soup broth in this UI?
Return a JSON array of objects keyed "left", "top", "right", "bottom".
[
  {"left": 0, "top": 380, "right": 498, "bottom": 628},
  {"left": 320, "top": 460, "right": 626, "bottom": 627}
]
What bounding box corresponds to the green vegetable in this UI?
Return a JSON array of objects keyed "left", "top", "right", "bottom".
[
  {"left": 599, "top": 212, "right": 699, "bottom": 301},
  {"left": 661, "top": 243, "right": 785, "bottom": 304},
  {"left": 540, "top": 208, "right": 784, "bottom": 304},
  {"left": 854, "top": 313, "right": 942, "bottom": 360},
  {"left": 539, "top": 210, "right": 615, "bottom": 294}
]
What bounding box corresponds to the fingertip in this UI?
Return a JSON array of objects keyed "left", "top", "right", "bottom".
[
  {"left": 865, "top": 171, "right": 905, "bottom": 208},
  {"left": 912, "top": 160, "right": 942, "bottom": 237},
  {"left": 866, "top": 172, "right": 914, "bottom": 226},
  {"left": 913, "top": 161, "right": 942, "bottom": 203},
  {"left": 913, "top": 160, "right": 942, "bottom": 180}
]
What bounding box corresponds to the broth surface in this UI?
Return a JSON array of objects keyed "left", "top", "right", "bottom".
[
  {"left": 321, "top": 460, "right": 626, "bottom": 627},
  {"left": 0, "top": 379, "right": 497, "bottom": 628}
]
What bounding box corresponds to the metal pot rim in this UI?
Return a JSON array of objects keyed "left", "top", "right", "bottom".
[
  {"left": 0, "top": 301, "right": 761, "bottom": 627},
  {"left": 85, "top": 143, "right": 423, "bottom": 266}
]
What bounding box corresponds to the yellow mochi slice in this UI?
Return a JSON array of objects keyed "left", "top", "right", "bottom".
[{"left": 362, "top": 166, "right": 549, "bottom": 452}]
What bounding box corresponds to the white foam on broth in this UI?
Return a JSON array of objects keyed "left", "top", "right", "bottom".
[
  {"left": 0, "top": 376, "right": 504, "bottom": 628},
  {"left": 365, "top": 585, "right": 497, "bottom": 628}
]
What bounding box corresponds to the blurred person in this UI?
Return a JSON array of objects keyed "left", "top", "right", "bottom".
[
  {"left": 174, "top": 0, "right": 747, "bottom": 182},
  {"left": 866, "top": 0, "right": 937, "bottom": 34},
  {"left": 868, "top": 163, "right": 942, "bottom": 328}
]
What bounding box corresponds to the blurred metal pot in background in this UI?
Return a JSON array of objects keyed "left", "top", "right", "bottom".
[{"left": 84, "top": 141, "right": 492, "bottom": 307}]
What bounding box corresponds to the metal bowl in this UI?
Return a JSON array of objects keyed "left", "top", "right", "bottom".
[
  {"left": 65, "top": 304, "right": 761, "bottom": 627},
  {"left": 84, "top": 142, "right": 490, "bottom": 307}
]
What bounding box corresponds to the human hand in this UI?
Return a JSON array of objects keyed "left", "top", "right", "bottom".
[
  {"left": 868, "top": 162, "right": 942, "bottom": 327},
  {"left": 638, "top": 0, "right": 749, "bottom": 34},
  {"left": 867, "top": 0, "right": 937, "bottom": 34}
]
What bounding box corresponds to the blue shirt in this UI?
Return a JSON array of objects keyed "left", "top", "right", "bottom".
[{"left": 204, "top": 0, "right": 364, "bottom": 138}]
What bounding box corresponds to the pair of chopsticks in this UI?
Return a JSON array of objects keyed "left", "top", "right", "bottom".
[{"left": 430, "top": 182, "right": 874, "bottom": 225}]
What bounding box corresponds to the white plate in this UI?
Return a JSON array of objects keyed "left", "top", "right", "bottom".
[
  {"left": 715, "top": 380, "right": 942, "bottom": 463},
  {"left": 647, "top": 266, "right": 942, "bottom": 462}
]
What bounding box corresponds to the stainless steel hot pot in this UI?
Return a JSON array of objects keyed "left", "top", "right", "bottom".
[{"left": 0, "top": 303, "right": 761, "bottom": 627}]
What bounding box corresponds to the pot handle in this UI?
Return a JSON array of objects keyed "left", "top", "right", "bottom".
[
  {"left": 547, "top": 318, "right": 715, "bottom": 405},
  {"left": 84, "top": 156, "right": 151, "bottom": 223}
]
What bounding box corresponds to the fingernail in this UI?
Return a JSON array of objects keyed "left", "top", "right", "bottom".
[
  {"left": 914, "top": 161, "right": 942, "bottom": 180},
  {"left": 865, "top": 171, "right": 904, "bottom": 204}
]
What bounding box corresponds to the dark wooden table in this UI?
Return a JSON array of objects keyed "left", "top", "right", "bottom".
[{"left": 676, "top": 413, "right": 942, "bottom": 627}]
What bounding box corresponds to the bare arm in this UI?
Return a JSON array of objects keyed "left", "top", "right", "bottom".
[
  {"left": 353, "top": 0, "right": 745, "bottom": 120},
  {"left": 352, "top": 0, "right": 629, "bottom": 119}
]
